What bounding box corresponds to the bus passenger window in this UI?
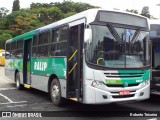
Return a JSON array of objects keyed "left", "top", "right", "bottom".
[
  {"left": 51, "top": 26, "right": 68, "bottom": 57},
  {"left": 32, "top": 35, "right": 38, "bottom": 58},
  {"left": 5, "top": 51, "right": 10, "bottom": 59},
  {"left": 39, "top": 31, "right": 49, "bottom": 45},
  {"left": 37, "top": 45, "right": 48, "bottom": 58},
  {"left": 16, "top": 40, "right": 23, "bottom": 58},
  {"left": 6, "top": 43, "right": 11, "bottom": 59},
  {"left": 51, "top": 44, "right": 56, "bottom": 56},
  {"left": 32, "top": 47, "right": 37, "bottom": 58},
  {"left": 52, "top": 29, "right": 59, "bottom": 42},
  {"left": 37, "top": 31, "right": 49, "bottom": 58}
]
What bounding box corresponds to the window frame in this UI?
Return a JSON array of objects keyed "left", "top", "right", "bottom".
[
  {"left": 51, "top": 25, "right": 68, "bottom": 57},
  {"left": 36, "top": 30, "right": 50, "bottom": 58}
]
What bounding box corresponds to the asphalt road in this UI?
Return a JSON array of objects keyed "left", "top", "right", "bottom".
[{"left": 0, "top": 66, "right": 160, "bottom": 120}]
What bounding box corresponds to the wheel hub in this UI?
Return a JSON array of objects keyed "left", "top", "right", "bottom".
[{"left": 52, "top": 85, "right": 59, "bottom": 101}]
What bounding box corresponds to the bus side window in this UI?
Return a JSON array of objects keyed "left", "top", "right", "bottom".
[
  {"left": 16, "top": 39, "right": 23, "bottom": 58},
  {"left": 32, "top": 35, "right": 38, "bottom": 58},
  {"left": 6, "top": 43, "right": 11, "bottom": 59},
  {"left": 51, "top": 29, "right": 59, "bottom": 57},
  {"left": 51, "top": 44, "right": 56, "bottom": 56},
  {"left": 37, "top": 31, "right": 49, "bottom": 58},
  {"left": 10, "top": 41, "right": 17, "bottom": 58},
  {"left": 38, "top": 45, "right": 49, "bottom": 58},
  {"left": 51, "top": 26, "right": 68, "bottom": 57}
]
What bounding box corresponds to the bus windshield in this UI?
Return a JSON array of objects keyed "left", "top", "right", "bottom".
[{"left": 86, "top": 24, "right": 150, "bottom": 68}]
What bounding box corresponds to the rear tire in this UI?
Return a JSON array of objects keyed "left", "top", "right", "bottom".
[
  {"left": 15, "top": 72, "right": 23, "bottom": 90},
  {"left": 50, "top": 78, "right": 64, "bottom": 106}
]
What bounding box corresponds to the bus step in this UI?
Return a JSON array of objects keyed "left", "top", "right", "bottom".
[
  {"left": 155, "top": 84, "right": 160, "bottom": 87},
  {"left": 151, "top": 91, "right": 160, "bottom": 95},
  {"left": 69, "top": 98, "right": 77, "bottom": 101},
  {"left": 24, "top": 84, "right": 31, "bottom": 89}
]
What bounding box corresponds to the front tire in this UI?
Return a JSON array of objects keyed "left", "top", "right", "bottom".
[
  {"left": 50, "top": 78, "right": 63, "bottom": 106},
  {"left": 15, "top": 72, "right": 23, "bottom": 90}
]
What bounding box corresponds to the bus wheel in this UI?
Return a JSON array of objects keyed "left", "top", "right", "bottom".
[
  {"left": 50, "top": 78, "right": 63, "bottom": 106},
  {"left": 15, "top": 72, "right": 23, "bottom": 90}
]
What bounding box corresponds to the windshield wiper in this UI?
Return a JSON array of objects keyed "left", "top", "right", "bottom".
[
  {"left": 107, "top": 24, "right": 122, "bottom": 44},
  {"left": 131, "top": 28, "right": 140, "bottom": 43}
]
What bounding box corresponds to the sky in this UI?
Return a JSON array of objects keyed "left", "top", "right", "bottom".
[{"left": 0, "top": 0, "right": 160, "bottom": 18}]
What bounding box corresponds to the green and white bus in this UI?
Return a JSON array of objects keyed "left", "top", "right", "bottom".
[{"left": 5, "top": 9, "right": 150, "bottom": 105}]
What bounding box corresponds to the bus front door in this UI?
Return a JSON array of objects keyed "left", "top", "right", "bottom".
[
  {"left": 23, "top": 38, "right": 32, "bottom": 87},
  {"left": 67, "top": 23, "right": 84, "bottom": 101}
]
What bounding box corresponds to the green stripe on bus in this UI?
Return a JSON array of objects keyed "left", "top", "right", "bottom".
[{"left": 106, "top": 79, "right": 122, "bottom": 84}]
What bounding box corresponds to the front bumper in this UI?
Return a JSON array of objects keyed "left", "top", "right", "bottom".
[{"left": 84, "top": 84, "right": 150, "bottom": 104}]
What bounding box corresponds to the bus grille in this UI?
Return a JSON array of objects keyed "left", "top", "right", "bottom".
[
  {"left": 112, "top": 94, "right": 135, "bottom": 98},
  {"left": 111, "top": 90, "right": 136, "bottom": 94},
  {"left": 106, "top": 83, "right": 140, "bottom": 87},
  {"left": 104, "top": 72, "right": 144, "bottom": 78}
]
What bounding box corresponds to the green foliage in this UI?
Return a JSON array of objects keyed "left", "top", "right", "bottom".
[
  {"left": 0, "top": 33, "right": 12, "bottom": 49},
  {"left": 4, "top": 11, "right": 26, "bottom": 28},
  {"left": 3, "top": 10, "right": 43, "bottom": 36},
  {"left": 126, "top": 7, "right": 152, "bottom": 19},
  {"left": 54, "top": 1, "right": 99, "bottom": 14},
  {"left": 33, "top": 6, "right": 63, "bottom": 25},
  {"left": 0, "top": 30, "right": 14, "bottom": 35},
  {"left": 64, "top": 11, "right": 77, "bottom": 18},
  {"left": 140, "top": 6, "right": 151, "bottom": 18},
  {"left": 10, "top": 14, "right": 42, "bottom": 35},
  {"left": 12, "top": 0, "right": 20, "bottom": 12},
  {"left": 0, "top": 7, "right": 9, "bottom": 20},
  {"left": 30, "top": 1, "right": 99, "bottom": 25},
  {"left": 30, "top": 3, "right": 53, "bottom": 9},
  {"left": 126, "top": 9, "right": 138, "bottom": 14},
  {"left": 140, "top": 12, "right": 151, "bottom": 18}
]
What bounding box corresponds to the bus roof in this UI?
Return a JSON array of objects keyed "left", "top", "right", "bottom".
[
  {"left": 149, "top": 19, "right": 160, "bottom": 39},
  {"left": 6, "top": 8, "right": 148, "bottom": 43}
]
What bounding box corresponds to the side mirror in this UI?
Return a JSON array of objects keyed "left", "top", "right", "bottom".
[{"left": 84, "top": 28, "right": 92, "bottom": 44}]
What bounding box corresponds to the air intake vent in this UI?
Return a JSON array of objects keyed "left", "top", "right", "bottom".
[
  {"left": 112, "top": 94, "right": 135, "bottom": 98},
  {"left": 106, "top": 83, "right": 139, "bottom": 87},
  {"left": 104, "top": 72, "right": 143, "bottom": 78}
]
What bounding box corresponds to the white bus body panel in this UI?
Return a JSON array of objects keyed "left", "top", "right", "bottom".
[{"left": 83, "top": 60, "right": 150, "bottom": 104}]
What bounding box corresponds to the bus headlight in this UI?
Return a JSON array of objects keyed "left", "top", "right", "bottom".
[
  {"left": 142, "top": 80, "right": 149, "bottom": 87},
  {"left": 91, "top": 80, "right": 104, "bottom": 87}
]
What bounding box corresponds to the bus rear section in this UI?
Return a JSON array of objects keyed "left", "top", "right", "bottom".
[
  {"left": 0, "top": 49, "right": 5, "bottom": 66},
  {"left": 150, "top": 20, "right": 160, "bottom": 94}
]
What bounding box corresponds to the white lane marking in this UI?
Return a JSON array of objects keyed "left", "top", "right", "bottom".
[
  {"left": 7, "top": 104, "right": 27, "bottom": 108},
  {"left": 0, "top": 101, "right": 27, "bottom": 105},
  {"left": 0, "top": 93, "right": 13, "bottom": 102},
  {"left": 0, "top": 88, "right": 16, "bottom": 91}
]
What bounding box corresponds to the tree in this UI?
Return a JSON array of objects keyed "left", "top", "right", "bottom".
[
  {"left": 0, "top": 7, "right": 9, "bottom": 20},
  {"left": 72, "top": 2, "right": 99, "bottom": 13},
  {"left": 0, "top": 33, "right": 12, "bottom": 49},
  {"left": 30, "top": 1, "right": 99, "bottom": 24},
  {"left": 12, "top": 0, "right": 20, "bottom": 12},
  {"left": 0, "top": 1, "right": 99, "bottom": 48},
  {"left": 30, "top": 3, "right": 53, "bottom": 10},
  {"left": 140, "top": 6, "right": 151, "bottom": 18},
  {"left": 54, "top": 1, "right": 99, "bottom": 14},
  {"left": 3, "top": 10, "right": 43, "bottom": 36},
  {"left": 34, "top": 7, "right": 63, "bottom": 25},
  {"left": 126, "top": 9, "right": 138, "bottom": 14},
  {"left": 9, "top": 13, "right": 43, "bottom": 36}
]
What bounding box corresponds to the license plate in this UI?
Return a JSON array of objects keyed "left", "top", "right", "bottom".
[{"left": 119, "top": 90, "right": 130, "bottom": 95}]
